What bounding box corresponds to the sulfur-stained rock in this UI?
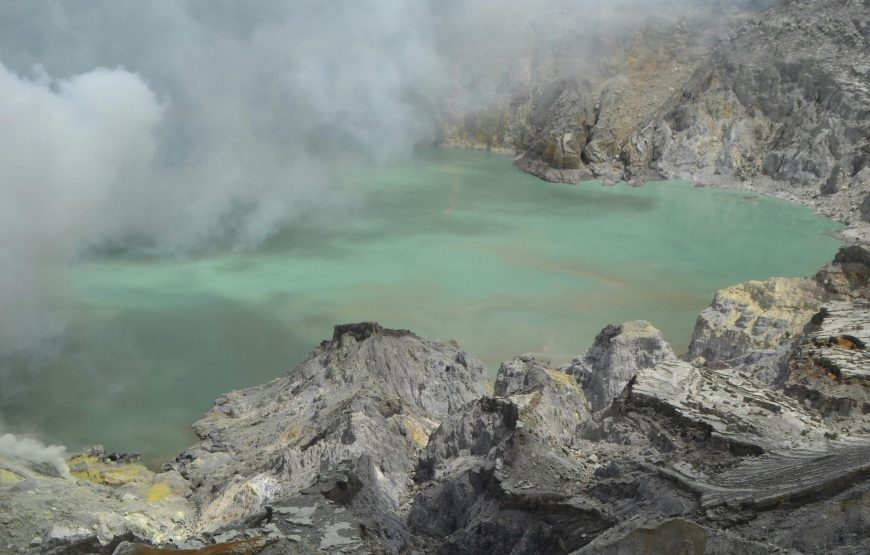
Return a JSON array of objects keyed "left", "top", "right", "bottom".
[
  {"left": 0, "top": 448, "right": 194, "bottom": 552},
  {"left": 163, "top": 322, "right": 488, "bottom": 551},
  {"left": 688, "top": 277, "right": 823, "bottom": 382}
]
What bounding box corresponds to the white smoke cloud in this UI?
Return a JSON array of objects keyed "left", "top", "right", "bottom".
[
  {"left": 0, "top": 0, "right": 773, "bottom": 359},
  {"left": 0, "top": 0, "right": 445, "bottom": 254},
  {"left": 0, "top": 0, "right": 769, "bottom": 260},
  {"left": 0, "top": 430, "right": 71, "bottom": 478},
  {"left": 0, "top": 61, "right": 161, "bottom": 353},
  {"left": 0, "top": 0, "right": 444, "bottom": 356}
]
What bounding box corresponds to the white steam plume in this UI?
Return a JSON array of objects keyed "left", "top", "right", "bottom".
[
  {"left": 0, "top": 430, "right": 71, "bottom": 478},
  {"left": 0, "top": 0, "right": 776, "bottom": 360},
  {"left": 0, "top": 61, "right": 161, "bottom": 354}
]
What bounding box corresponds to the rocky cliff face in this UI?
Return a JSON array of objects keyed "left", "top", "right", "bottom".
[
  {"left": 625, "top": 0, "right": 870, "bottom": 227},
  {"left": 3, "top": 245, "right": 868, "bottom": 554},
  {"left": 441, "top": 0, "right": 870, "bottom": 240}
]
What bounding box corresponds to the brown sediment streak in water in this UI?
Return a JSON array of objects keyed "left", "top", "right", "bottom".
[
  {"left": 490, "top": 246, "right": 718, "bottom": 309},
  {"left": 443, "top": 177, "right": 461, "bottom": 215},
  {"left": 490, "top": 245, "right": 633, "bottom": 289}
]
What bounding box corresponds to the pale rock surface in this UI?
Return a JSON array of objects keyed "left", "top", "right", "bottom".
[
  {"left": 0, "top": 448, "right": 194, "bottom": 553},
  {"left": 563, "top": 321, "right": 676, "bottom": 411},
  {"left": 688, "top": 277, "right": 823, "bottom": 382}
]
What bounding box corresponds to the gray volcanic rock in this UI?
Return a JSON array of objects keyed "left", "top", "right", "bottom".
[
  {"left": 521, "top": 79, "right": 596, "bottom": 172},
  {"left": 688, "top": 277, "right": 823, "bottom": 382},
  {"left": 806, "top": 306, "right": 869, "bottom": 383},
  {"left": 624, "top": 0, "right": 870, "bottom": 226},
  {"left": 494, "top": 355, "right": 591, "bottom": 447},
  {"left": 785, "top": 299, "right": 870, "bottom": 426},
  {"left": 0, "top": 447, "right": 194, "bottom": 553},
  {"left": 581, "top": 356, "right": 870, "bottom": 554},
  {"left": 629, "top": 359, "right": 833, "bottom": 454},
  {"left": 797, "top": 247, "right": 870, "bottom": 394},
  {"left": 814, "top": 244, "right": 870, "bottom": 299},
  {"left": 442, "top": 0, "right": 870, "bottom": 237},
  {"left": 164, "top": 322, "right": 489, "bottom": 552},
  {"left": 410, "top": 357, "right": 609, "bottom": 555},
  {"left": 624, "top": 358, "right": 870, "bottom": 534},
  {"left": 563, "top": 321, "right": 676, "bottom": 411},
  {"left": 410, "top": 324, "right": 870, "bottom": 554}
]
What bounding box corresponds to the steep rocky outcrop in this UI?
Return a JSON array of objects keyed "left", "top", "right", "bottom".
[
  {"left": 784, "top": 300, "right": 870, "bottom": 424},
  {"left": 516, "top": 79, "right": 597, "bottom": 180},
  {"left": 686, "top": 245, "right": 870, "bottom": 431},
  {"left": 410, "top": 358, "right": 608, "bottom": 554},
  {"left": 784, "top": 245, "right": 870, "bottom": 428},
  {"left": 625, "top": 0, "right": 870, "bottom": 232},
  {"left": 562, "top": 321, "right": 676, "bottom": 411},
  {"left": 163, "top": 322, "right": 489, "bottom": 552},
  {"left": 441, "top": 0, "right": 870, "bottom": 238},
  {"left": 687, "top": 277, "right": 823, "bottom": 383},
  {"left": 627, "top": 0, "right": 870, "bottom": 182},
  {"left": 814, "top": 244, "right": 870, "bottom": 299}
]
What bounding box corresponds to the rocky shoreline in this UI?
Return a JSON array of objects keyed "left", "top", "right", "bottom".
[{"left": 441, "top": 0, "right": 870, "bottom": 248}]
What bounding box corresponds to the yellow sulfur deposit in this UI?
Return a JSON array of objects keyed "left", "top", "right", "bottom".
[
  {"left": 67, "top": 455, "right": 152, "bottom": 487},
  {"left": 146, "top": 482, "right": 173, "bottom": 503},
  {"left": 0, "top": 468, "right": 24, "bottom": 485}
]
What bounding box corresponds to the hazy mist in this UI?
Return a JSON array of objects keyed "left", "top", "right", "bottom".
[{"left": 0, "top": 0, "right": 775, "bottom": 402}]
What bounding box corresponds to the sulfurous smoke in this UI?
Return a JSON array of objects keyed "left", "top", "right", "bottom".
[
  {"left": 0, "top": 0, "right": 772, "bottom": 359},
  {"left": 0, "top": 0, "right": 443, "bottom": 357},
  {"left": 0, "top": 61, "right": 161, "bottom": 355},
  {"left": 0, "top": 428, "right": 71, "bottom": 478}
]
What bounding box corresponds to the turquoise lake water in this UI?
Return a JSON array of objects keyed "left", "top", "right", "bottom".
[{"left": 1, "top": 149, "right": 842, "bottom": 465}]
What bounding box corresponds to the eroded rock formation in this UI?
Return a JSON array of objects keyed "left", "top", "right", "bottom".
[{"left": 563, "top": 321, "right": 676, "bottom": 411}]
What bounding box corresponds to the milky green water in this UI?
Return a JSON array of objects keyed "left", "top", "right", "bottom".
[{"left": 1, "top": 149, "right": 841, "bottom": 466}]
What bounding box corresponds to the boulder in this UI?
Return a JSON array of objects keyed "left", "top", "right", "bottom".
[{"left": 563, "top": 321, "right": 676, "bottom": 411}]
